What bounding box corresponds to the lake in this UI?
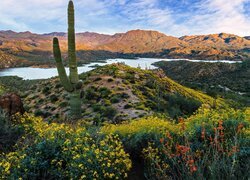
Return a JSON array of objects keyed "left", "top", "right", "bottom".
[{"left": 0, "top": 58, "right": 242, "bottom": 80}]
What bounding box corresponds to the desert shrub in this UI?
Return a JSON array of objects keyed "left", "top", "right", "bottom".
[
  {"left": 135, "top": 103, "right": 149, "bottom": 111},
  {"left": 0, "top": 115, "right": 132, "bottom": 179},
  {"left": 102, "top": 106, "right": 117, "bottom": 119},
  {"left": 103, "top": 99, "right": 111, "bottom": 106},
  {"left": 98, "top": 87, "right": 111, "bottom": 98},
  {"left": 84, "top": 87, "right": 99, "bottom": 100},
  {"left": 166, "top": 94, "right": 202, "bottom": 118},
  {"left": 94, "top": 77, "right": 102, "bottom": 82},
  {"left": 107, "top": 78, "right": 114, "bottom": 82},
  {"left": 42, "top": 86, "right": 50, "bottom": 94},
  {"left": 50, "top": 94, "right": 58, "bottom": 102},
  {"left": 0, "top": 110, "right": 23, "bottom": 152},
  {"left": 120, "top": 92, "right": 130, "bottom": 99},
  {"left": 92, "top": 104, "right": 117, "bottom": 122},
  {"left": 37, "top": 98, "right": 44, "bottom": 103},
  {"left": 92, "top": 104, "right": 104, "bottom": 112},
  {"left": 110, "top": 93, "right": 130, "bottom": 104},
  {"left": 110, "top": 95, "right": 120, "bottom": 103},
  {"left": 59, "top": 101, "right": 68, "bottom": 108},
  {"left": 34, "top": 109, "right": 45, "bottom": 117},
  {"left": 101, "top": 117, "right": 178, "bottom": 155},
  {"left": 124, "top": 103, "right": 133, "bottom": 109},
  {"left": 125, "top": 72, "right": 135, "bottom": 83},
  {"left": 54, "top": 83, "right": 62, "bottom": 88},
  {"left": 143, "top": 108, "right": 250, "bottom": 179}
]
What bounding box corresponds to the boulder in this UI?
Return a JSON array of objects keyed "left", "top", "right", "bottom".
[{"left": 0, "top": 93, "right": 24, "bottom": 116}]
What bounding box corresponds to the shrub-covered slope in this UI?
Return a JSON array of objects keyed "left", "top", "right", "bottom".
[
  {"left": 19, "top": 64, "right": 221, "bottom": 123},
  {"left": 154, "top": 60, "right": 250, "bottom": 106}
]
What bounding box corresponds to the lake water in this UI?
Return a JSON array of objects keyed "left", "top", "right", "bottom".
[{"left": 0, "top": 58, "right": 241, "bottom": 80}]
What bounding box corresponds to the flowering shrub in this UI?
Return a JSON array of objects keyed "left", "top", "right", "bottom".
[
  {"left": 101, "top": 117, "right": 178, "bottom": 154},
  {"left": 101, "top": 117, "right": 177, "bottom": 136},
  {"left": 0, "top": 114, "right": 132, "bottom": 179},
  {"left": 143, "top": 109, "right": 250, "bottom": 179}
]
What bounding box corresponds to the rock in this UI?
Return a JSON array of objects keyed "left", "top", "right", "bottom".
[{"left": 0, "top": 93, "right": 24, "bottom": 116}]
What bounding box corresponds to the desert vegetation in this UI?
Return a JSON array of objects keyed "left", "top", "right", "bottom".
[{"left": 0, "top": 0, "right": 249, "bottom": 179}]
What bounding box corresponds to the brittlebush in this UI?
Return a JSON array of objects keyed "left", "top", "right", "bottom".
[{"left": 0, "top": 114, "right": 132, "bottom": 179}]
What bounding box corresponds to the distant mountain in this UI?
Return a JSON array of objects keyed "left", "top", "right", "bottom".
[
  {"left": 43, "top": 32, "right": 66, "bottom": 37},
  {"left": 0, "top": 30, "right": 250, "bottom": 68},
  {"left": 180, "top": 33, "right": 250, "bottom": 49},
  {"left": 96, "top": 30, "right": 187, "bottom": 53}
]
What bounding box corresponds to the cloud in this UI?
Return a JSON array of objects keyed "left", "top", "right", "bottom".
[
  {"left": 183, "top": 0, "right": 250, "bottom": 36},
  {"left": 0, "top": 0, "right": 249, "bottom": 36}
]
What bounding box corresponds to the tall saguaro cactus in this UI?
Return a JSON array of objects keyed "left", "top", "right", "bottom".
[{"left": 53, "top": 0, "right": 82, "bottom": 119}]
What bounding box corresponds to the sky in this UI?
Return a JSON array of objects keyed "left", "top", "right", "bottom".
[{"left": 0, "top": 0, "right": 249, "bottom": 37}]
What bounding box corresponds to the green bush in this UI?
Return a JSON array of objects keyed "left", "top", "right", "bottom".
[
  {"left": 92, "top": 104, "right": 104, "bottom": 112},
  {"left": 0, "top": 110, "right": 23, "bottom": 152},
  {"left": 102, "top": 106, "right": 117, "bottom": 119},
  {"left": 101, "top": 108, "right": 250, "bottom": 179},
  {"left": 124, "top": 103, "right": 133, "bottom": 109},
  {"left": 42, "top": 86, "right": 50, "bottom": 94},
  {"left": 98, "top": 87, "right": 111, "bottom": 98},
  {"left": 110, "top": 95, "right": 120, "bottom": 103},
  {"left": 50, "top": 94, "right": 58, "bottom": 102},
  {"left": 101, "top": 117, "right": 177, "bottom": 155},
  {"left": 0, "top": 115, "right": 132, "bottom": 179},
  {"left": 110, "top": 93, "right": 130, "bottom": 104},
  {"left": 143, "top": 108, "right": 250, "bottom": 179},
  {"left": 92, "top": 104, "right": 117, "bottom": 121},
  {"left": 166, "top": 94, "right": 202, "bottom": 118},
  {"left": 84, "top": 87, "right": 99, "bottom": 100},
  {"left": 59, "top": 101, "right": 68, "bottom": 108},
  {"left": 34, "top": 109, "right": 44, "bottom": 117}
]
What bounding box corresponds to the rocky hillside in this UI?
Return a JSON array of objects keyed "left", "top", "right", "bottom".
[
  {"left": 0, "top": 64, "right": 221, "bottom": 123},
  {"left": 180, "top": 33, "right": 250, "bottom": 49},
  {"left": 96, "top": 30, "right": 187, "bottom": 53},
  {"left": 0, "top": 30, "right": 250, "bottom": 67},
  {"left": 0, "top": 50, "right": 30, "bottom": 68}
]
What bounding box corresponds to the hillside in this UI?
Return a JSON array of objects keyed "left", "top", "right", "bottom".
[
  {"left": 0, "top": 30, "right": 250, "bottom": 68},
  {"left": 0, "top": 64, "right": 248, "bottom": 180},
  {"left": 180, "top": 33, "right": 250, "bottom": 49},
  {"left": 96, "top": 30, "right": 187, "bottom": 53},
  {"left": 0, "top": 64, "right": 220, "bottom": 123},
  {"left": 1, "top": 0, "right": 249, "bottom": 178},
  {"left": 0, "top": 50, "right": 31, "bottom": 68},
  {"left": 154, "top": 60, "right": 250, "bottom": 106}
]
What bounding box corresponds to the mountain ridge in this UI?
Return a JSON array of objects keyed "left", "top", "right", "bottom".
[{"left": 0, "top": 29, "right": 249, "bottom": 68}]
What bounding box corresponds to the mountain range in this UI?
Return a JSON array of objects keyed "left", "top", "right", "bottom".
[{"left": 0, "top": 29, "right": 250, "bottom": 68}]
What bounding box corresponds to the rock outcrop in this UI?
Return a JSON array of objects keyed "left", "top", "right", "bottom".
[{"left": 0, "top": 93, "right": 24, "bottom": 116}]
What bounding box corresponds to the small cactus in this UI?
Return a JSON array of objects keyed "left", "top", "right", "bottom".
[{"left": 53, "top": 0, "right": 82, "bottom": 119}]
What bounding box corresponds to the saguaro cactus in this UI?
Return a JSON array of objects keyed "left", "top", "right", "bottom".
[{"left": 53, "top": 0, "right": 82, "bottom": 119}]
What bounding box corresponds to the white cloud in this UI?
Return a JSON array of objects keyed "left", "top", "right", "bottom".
[
  {"left": 0, "top": 0, "right": 249, "bottom": 36},
  {"left": 0, "top": 0, "right": 108, "bottom": 32},
  {"left": 183, "top": 0, "right": 250, "bottom": 36}
]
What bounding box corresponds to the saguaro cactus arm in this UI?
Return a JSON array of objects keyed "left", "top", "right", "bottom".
[
  {"left": 53, "top": 0, "right": 82, "bottom": 120},
  {"left": 53, "top": 37, "right": 74, "bottom": 92},
  {"left": 68, "top": 0, "right": 79, "bottom": 84}
]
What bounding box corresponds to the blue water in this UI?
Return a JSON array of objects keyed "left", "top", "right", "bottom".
[{"left": 0, "top": 58, "right": 241, "bottom": 80}]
